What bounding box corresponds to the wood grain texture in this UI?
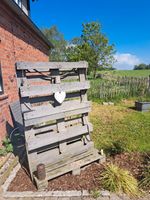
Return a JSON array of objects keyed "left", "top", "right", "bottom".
[
  {"left": 27, "top": 124, "right": 93, "bottom": 151},
  {"left": 30, "top": 141, "right": 94, "bottom": 172},
  {"left": 20, "top": 81, "right": 90, "bottom": 97},
  {"left": 16, "top": 61, "right": 88, "bottom": 70},
  {"left": 24, "top": 100, "right": 91, "bottom": 126}
]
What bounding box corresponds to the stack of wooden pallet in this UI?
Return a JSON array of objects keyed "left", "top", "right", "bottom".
[{"left": 16, "top": 61, "right": 105, "bottom": 190}]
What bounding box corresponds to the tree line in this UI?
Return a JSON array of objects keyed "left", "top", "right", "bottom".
[
  {"left": 42, "top": 22, "right": 115, "bottom": 78},
  {"left": 134, "top": 63, "right": 150, "bottom": 70}
]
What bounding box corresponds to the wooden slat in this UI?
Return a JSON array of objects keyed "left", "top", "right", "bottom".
[
  {"left": 24, "top": 128, "right": 37, "bottom": 179},
  {"left": 26, "top": 73, "right": 79, "bottom": 83},
  {"left": 30, "top": 141, "right": 94, "bottom": 171},
  {"left": 21, "top": 92, "right": 81, "bottom": 113},
  {"left": 78, "top": 68, "right": 88, "bottom": 102},
  {"left": 27, "top": 75, "right": 52, "bottom": 83},
  {"left": 28, "top": 117, "right": 82, "bottom": 137},
  {"left": 24, "top": 100, "right": 91, "bottom": 126},
  {"left": 45, "top": 149, "right": 101, "bottom": 181},
  {"left": 27, "top": 124, "right": 93, "bottom": 151},
  {"left": 46, "top": 148, "right": 94, "bottom": 174},
  {"left": 20, "top": 81, "right": 90, "bottom": 97},
  {"left": 16, "top": 61, "right": 88, "bottom": 70}
]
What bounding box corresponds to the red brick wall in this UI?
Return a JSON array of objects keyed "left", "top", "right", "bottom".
[{"left": 0, "top": 2, "right": 50, "bottom": 144}]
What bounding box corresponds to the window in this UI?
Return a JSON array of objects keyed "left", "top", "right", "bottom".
[
  {"left": 14, "top": 0, "right": 22, "bottom": 8},
  {"left": 0, "top": 65, "right": 3, "bottom": 94},
  {"left": 13, "top": 0, "right": 30, "bottom": 16}
]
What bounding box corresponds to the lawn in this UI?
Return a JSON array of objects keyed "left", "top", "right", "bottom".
[
  {"left": 90, "top": 100, "right": 150, "bottom": 153},
  {"left": 99, "top": 69, "right": 150, "bottom": 77}
]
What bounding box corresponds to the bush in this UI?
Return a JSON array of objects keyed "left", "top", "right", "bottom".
[
  {"left": 2, "top": 137, "right": 13, "bottom": 153},
  {"left": 105, "top": 139, "right": 128, "bottom": 156},
  {"left": 0, "top": 148, "right": 7, "bottom": 156},
  {"left": 0, "top": 137, "right": 13, "bottom": 156},
  {"left": 100, "top": 164, "right": 139, "bottom": 197}
]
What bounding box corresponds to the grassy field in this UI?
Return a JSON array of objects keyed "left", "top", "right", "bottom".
[
  {"left": 90, "top": 100, "right": 150, "bottom": 153},
  {"left": 99, "top": 70, "right": 150, "bottom": 77}
]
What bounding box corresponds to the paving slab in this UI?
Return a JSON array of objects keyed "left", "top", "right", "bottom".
[{"left": 44, "top": 197, "right": 58, "bottom": 200}]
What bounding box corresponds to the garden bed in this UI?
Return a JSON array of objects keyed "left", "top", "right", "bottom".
[
  {"left": 0, "top": 153, "right": 11, "bottom": 169},
  {"left": 7, "top": 152, "right": 149, "bottom": 192},
  {"left": 0, "top": 153, "right": 18, "bottom": 186}
]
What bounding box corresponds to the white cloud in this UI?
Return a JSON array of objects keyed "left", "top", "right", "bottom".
[{"left": 114, "top": 53, "right": 141, "bottom": 70}]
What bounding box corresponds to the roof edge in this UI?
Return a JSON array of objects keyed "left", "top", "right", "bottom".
[{"left": 2, "top": 0, "right": 54, "bottom": 49}]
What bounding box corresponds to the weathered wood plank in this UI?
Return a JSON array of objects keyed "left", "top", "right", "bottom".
[
  {"left": 30, "top": 141, "right": 94, "bottom": 172},
  {"left": 26, "top": 117, "right": 82, "bottom": 138},
  {"left": 56, "top": 119, "right": 66, "bottom": 153},
  {"left": 24, "top": 100, "right": 87, "bottom": 119},
  {"left": 46, "top": 147, "right": 94, "bottom": 173},
  {"left": 24, "top": 128, "right": 36, "bottom": 179},
  {"left": 27, "top": 124, "right": 93, "bottom": 151},
  {"left": 16, "top": 61, "right": 88, "bottom": 70},
  {"left": 24, "top": 100, "right": 91, "bottom": 126},
  {"left": 45, "top": 149, "right": 101, "bottom": 181},
  {"left": 78, "top": 68, "right": 88, "bottom": 102},
  {"left": 20, "top": 81, "right": 90, "bottom": 97},
  {"left": 26, "top": 72, "right": 79, "bottom": 83},
  {"left": 10, "top": 100, "right": 24, "bottom": 133},
  {"left": 21, "top": 91, "right": 80, "bottom": 113}
]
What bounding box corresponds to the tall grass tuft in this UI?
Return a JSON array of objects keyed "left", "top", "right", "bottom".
[
  {"left": 100, "top": 164, "right": 139, "bottom": 197},
  {"left": 140, "top": 155, "right": 150, "bottom": 190}
]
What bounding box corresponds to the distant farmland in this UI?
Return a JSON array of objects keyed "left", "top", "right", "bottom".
[{"left": 99, "top": 69, "right": 150, "bottom": 77}]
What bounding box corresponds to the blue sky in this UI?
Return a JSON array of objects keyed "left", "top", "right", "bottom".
[{"left": 30, "top": 0, "right": 150, "bottom": 70}]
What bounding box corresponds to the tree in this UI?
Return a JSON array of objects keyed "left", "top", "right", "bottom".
[
  {"left": 66, "top": 22, "right": 115, "bottom": 78},
  {"left": 42, "top": 26, "right": 67, "bottom": 61},
  {"left": 134, "top": 63, "right": 150, "bottom": 70}
]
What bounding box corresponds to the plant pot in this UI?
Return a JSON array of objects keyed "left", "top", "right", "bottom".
[{"left": 135, "top": 101, "right": 150, "bottom": 112}]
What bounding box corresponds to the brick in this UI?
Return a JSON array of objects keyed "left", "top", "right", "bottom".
[{"left": 0, "top": 1, "right": 49, "bottom": 144}]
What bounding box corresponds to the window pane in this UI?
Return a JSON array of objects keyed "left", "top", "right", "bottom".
[
  {"left": 18, "top": 0, "right": 22, "bottom": 7},
  {"left": 14, "top": 0, "right": 22, "bottom": 7}
]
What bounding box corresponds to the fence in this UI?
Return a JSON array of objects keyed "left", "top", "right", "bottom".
[{"left": 88, "top": 75, "right": 150, "bottom": 102}]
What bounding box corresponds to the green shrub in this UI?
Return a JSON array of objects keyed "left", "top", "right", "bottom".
[
  {"left": 0, "top": 137, "right": 13, "bottom": 156},
  {"left": 100, "top": 164, "right": 139, "bottom": 197},
  {"left": 0, "top": 148, "right": 7, "bottom": 156},
  {"left": 3, "top": 138, "right": 13, "bottom": 153},
  {"left": 105, "top": 139, "right": 128, "bottom": 156}
]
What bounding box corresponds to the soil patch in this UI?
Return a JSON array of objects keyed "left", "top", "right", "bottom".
[{"left": 8, "top": 152, "right": 149, "bottom": 192}]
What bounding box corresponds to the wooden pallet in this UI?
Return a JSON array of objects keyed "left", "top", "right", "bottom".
[
  {"left": 16, "top": 61, "right": 105, "bottom": 189},
  {"left": 34, "top": 148, "right": 104, "bottom": 190}
]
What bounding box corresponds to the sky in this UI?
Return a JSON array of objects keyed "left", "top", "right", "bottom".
[{"left": 30, "top": 0, "right": 150, "bottom": 70}]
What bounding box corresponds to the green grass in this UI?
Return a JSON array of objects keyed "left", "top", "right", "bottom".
[
  {"left": 98, "top": 70, "right": 150, "bottom": 77},
  {"left": 90, "top": 101, "right": 150, "bottom": 153}
]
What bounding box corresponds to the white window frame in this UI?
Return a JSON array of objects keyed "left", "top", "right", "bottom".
[
  {"left": 14, "top": 0, "right": 22, "bottom": 8},
  {"left": 13, "top": 0, "right": 30, "bottom": 16}
]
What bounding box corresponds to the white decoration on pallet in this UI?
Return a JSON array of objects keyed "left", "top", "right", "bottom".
[{"left": 54, "top": 91, "right": 66, "bottom": 104}]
